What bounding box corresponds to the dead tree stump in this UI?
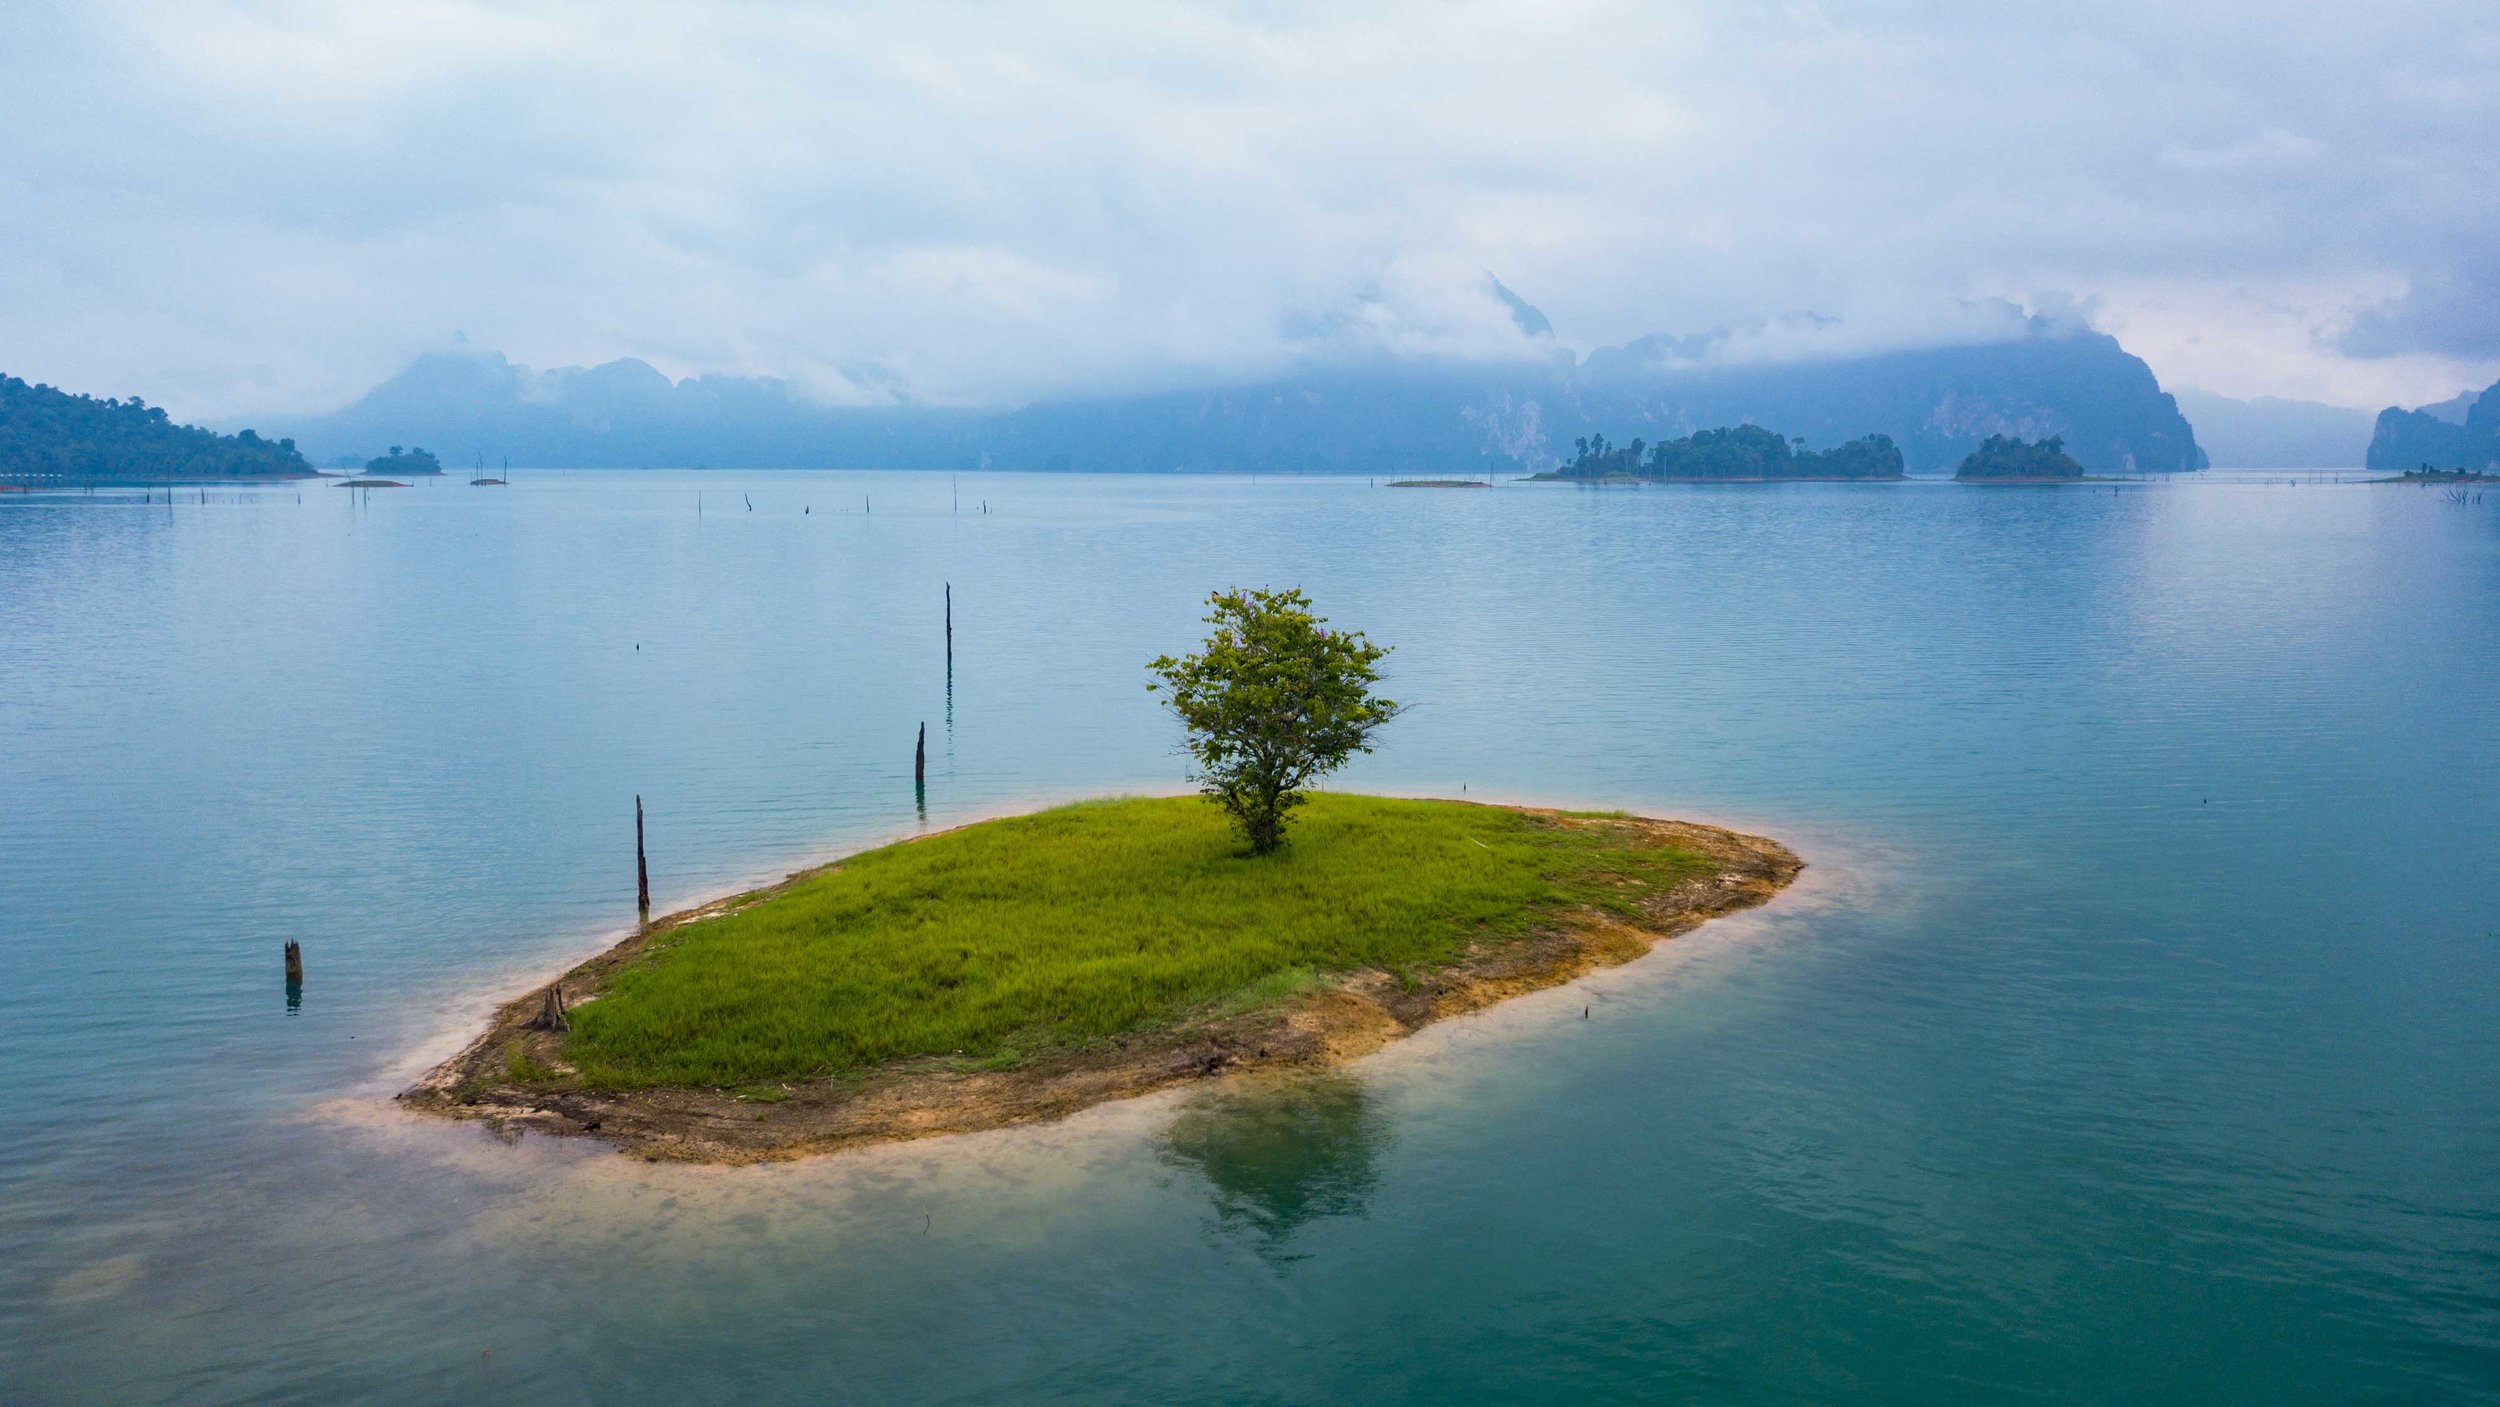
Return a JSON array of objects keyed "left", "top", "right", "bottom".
[{"left": 526, "top": 984, "right": 569, "bottom": 1033}]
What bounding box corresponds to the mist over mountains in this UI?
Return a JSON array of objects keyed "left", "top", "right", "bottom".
[
  {"left": 2168, "top": 390, "right": 2376, "bottom": 469},
  {"left": 263, "top": 313, "right": 2206, "bottom": 477}
]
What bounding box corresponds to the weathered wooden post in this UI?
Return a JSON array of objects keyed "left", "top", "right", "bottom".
[
  {"left": 945, "top": 583, "right": 953, "bottom": 669},
  {"left": 915, "top": 723, "right": 927, "bottom": 787},
  {"left": 283, "top": 940, "right": 303, "bottom": 984},
  {"left": 636, "top": 795, "right": 651, "bottom": 923}
]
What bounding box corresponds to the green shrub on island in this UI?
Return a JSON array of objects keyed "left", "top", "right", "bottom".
[
  {"left": 1148, "top": 587, "right": 1401, "bottom": 855},
  {"left": 1955, "top": 434, "right": 2086, "bottom": 480},
  {"left": 1543, "top": 424, "right": 1904, "bottom": 481},
  {"left": 0, "top": 374, "right": 310, "bottom": 481},
  {"left": 556, "top": 794, "right": 1712, "bottom": 1089},
  {"left": 365, "top": 445, "right": 443, "bottom": 475}
]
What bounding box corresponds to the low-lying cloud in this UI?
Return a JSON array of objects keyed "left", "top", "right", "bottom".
[{"left": 1, "top": 0, "right": 2494, "bottom": 418}]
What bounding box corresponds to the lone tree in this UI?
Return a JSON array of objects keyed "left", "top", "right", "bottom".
[{"left": 1148, "top": 587, "right": 1401, "bottom": 855}]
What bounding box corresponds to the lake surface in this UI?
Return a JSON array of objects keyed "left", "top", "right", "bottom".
[{"left": 2, "top": 470, "right": 2494, "bottom": 1403}]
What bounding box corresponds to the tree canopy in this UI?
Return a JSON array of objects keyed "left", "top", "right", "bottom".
[
  {"left": 0, "top": 374, "right": 310, "bottom": 481},
  {"left": 366, "top": 446, "right": 444, "bottom": 474},
  {"left": 1954, "top": 434, "right": 2086, "bottom": 479},
  {"left": 1147, "top": 588, "right": 1401, "bottom": 856},
  {"left": 1545, "top": 424, "right": 1904, "bottom": 480}
]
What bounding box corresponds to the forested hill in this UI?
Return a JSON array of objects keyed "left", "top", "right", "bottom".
[{"left": 1, "top": 375, "right": 312, "bottom": 481}]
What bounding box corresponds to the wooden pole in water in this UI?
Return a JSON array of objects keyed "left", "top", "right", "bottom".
[
  {"left": 636, "top": 795, "right": 651, "bottom": 923},
  {"left": 915, "top": 723, "right": 927, "bottom": 787},
  {"left": 283, "top": 940, "right": 303, "bottom": 984},
  {"left": 944, "top": 583, "right": 952, "bottom": 668}
]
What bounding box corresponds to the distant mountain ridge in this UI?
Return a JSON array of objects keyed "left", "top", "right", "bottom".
[
  {"left": 2170, "top": 389, "right": 2375, "bottom": 468},
  {"left": 263, "top": 324, "right": 2205, "bottom": 476},
  {"left": 2367, "top": 380, "right": 2499, "bottom": 472}
]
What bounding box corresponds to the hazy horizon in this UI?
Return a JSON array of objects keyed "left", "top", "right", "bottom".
[{"left": 4, "top": 2, "right": 2496, "bottom": 421}]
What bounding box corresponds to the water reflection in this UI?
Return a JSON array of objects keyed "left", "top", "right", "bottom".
[{"left": 1158, "top": 1072, "right": 1389, "bottom": 1264}]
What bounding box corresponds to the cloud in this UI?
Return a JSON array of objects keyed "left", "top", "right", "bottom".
[
  {"left": 2338, "top": 261, "right": 2500, "bottom": 362},
  {"left": 0, "top": 0, "right": 2495, "bottom": 418},
  {"left": 2157, "top": 129, "right": 2326, "bottom": 172}
]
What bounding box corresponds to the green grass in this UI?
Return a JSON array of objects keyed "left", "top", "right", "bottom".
[
  {"left": 503, "top": 1043, "right": 559, "bottom": 1084},
  {"left": 560, "top": 794, "right": 1708, "bottom": 1088}
]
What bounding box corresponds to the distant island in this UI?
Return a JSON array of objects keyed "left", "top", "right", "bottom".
[
  {"left": 365, "top": 446, "right": 443, "bottom": 475},
  {"left": 1, "top": 373, "right": 311, "bottom": 483},
  {"left": 403, "top": 795, "right": 1798, "bottom": 1161},
  {"left": 1531, "top": 424, "right": 1905, "bottom": 482},
  {"left": 2366, "top": 377, "right": 2498, "bottom": 474},
  {"left": 1955, "top": 434, "right": 2089, "bottom": 481}
]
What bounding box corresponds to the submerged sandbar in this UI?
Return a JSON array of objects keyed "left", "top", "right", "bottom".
[{"left": 403, "top": 794, "right": 1799, "bottom": 1163}]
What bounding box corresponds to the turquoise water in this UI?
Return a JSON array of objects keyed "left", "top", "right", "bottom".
[{"left": 2, "top": 471, "right": 2494, "bottom": 1403}]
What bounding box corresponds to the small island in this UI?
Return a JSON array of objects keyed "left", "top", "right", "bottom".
[
  {"left": 405, "top": 587, "right": 1797, "bottom": 1161},
  {"left": 2382, "top": 465, "right": 2497, "bottom": 484},
  {"left": 1531, "top": 425, "right": 1905, "bottom": 482},
  {"left": 1954, "top": 433, "right": 2094, "bottom": 482},
  {"left": 404, "top": 794, "right": 1797, "bottom": 1161},
  {"left": 365, "top": 445, "right": 444, "bottom": 475}
]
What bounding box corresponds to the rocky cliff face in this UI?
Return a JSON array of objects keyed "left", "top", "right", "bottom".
[{"left": 2367, "top": 380, "right": 2499, "bottom": 471}]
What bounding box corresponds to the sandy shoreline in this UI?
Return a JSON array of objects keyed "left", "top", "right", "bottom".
[{"left": 401, "top": 802, "right": 1801, "bottom": 1164}]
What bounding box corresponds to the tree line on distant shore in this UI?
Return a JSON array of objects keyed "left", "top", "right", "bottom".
[
  {"left": 1540, "top": 424, "right": 2095, "bottom": 482},
  {"left": 1543, "top": 424, "right": 1906, "bottom": 480},
  {"left": 0, "top": 374, "right": 310, "bottom": 481}
]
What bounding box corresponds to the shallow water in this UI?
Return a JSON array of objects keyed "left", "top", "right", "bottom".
[{"left": 2, "top": 470, "right": 2495, "bottom": 1403}]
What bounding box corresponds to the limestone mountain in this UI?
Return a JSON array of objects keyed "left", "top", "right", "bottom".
[
  {"left": 265, "top": 325, "right": 2204, "bottom": 477},
  {"left": 2367, "top": 380, "right": 2498, "bottom": 472}
]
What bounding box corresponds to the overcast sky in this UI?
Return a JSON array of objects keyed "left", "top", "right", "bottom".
[{"left": 3, "top": 1, "right": 2495, "bottom": 419}]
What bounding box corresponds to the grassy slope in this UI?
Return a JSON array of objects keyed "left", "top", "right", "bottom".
[{"left": 562, "top": 794, "right": 1709, "bottom": 1088}]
